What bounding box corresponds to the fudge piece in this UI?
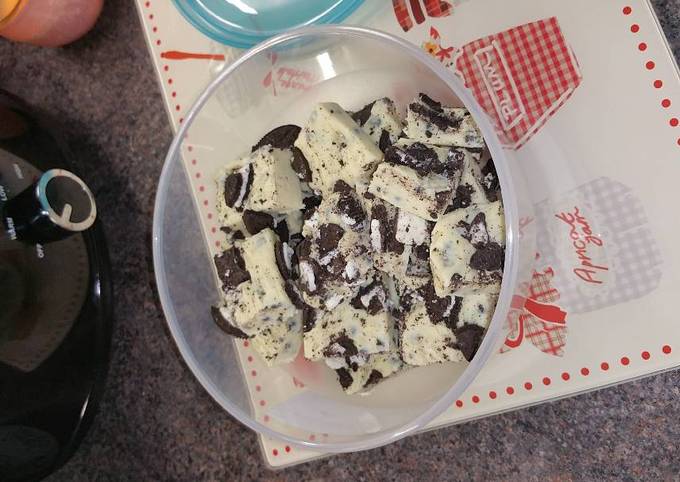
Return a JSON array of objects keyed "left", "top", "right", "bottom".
[
  {"left": 294, "top": 103, "right": 384, "bottom": 194},
  {"left": 367, "top": 140, "right": 464, "bottom": 221},
  {"left": 251, "top": 313, "right": 302, "bottom": 366},
  {"left": 212, "top": 229, "right": 302, "bottom": 364},
  {"left": 404, "top": 93, "right": 484, "bottom": 148},
  {"left": 430, "top": 201, "right": 505, "bottom": 296},
  {"left": 304, "top": 279, "right": 392, "bottom": 368},
  {"left": 358, "top": 184, "right": 433, "bottom": 288},
  {"left": 399, "top": 283, "right": 496, "bottom": 366},
  {"left": 218, "top": 146, "right": 303, "bottom": 216},
  {"left": 297, "top": 181, "right": 374, "bottom": 310},
  {"left": 351, "top": 98, "right": 404, "bottom": 152},
  {"left": 335, "top": 347, "right": 403, "bottom": 395}
]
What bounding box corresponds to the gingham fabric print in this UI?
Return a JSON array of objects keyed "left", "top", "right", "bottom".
[
  {"left": 454, "top": 17, "right": 582, "bottom": 149},
  {"left": 392, "top": 0, "right": 453, "bottom": 32},
  {"left": 535, "top": 177, "right": 663, "bottom": 314},
  {"left": 501, "top": 267, "right": 568, "bottom": 357}
]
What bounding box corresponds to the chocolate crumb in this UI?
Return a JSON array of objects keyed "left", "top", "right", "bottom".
[{"left": 365, "top": 369, "right": 383, "bottom": 387}]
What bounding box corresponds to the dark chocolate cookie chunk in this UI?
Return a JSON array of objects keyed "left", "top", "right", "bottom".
[
  {"left": 418, "top": 93, "right": 443, "bottom": 111},
  {"left": 364, "top": 369, "right": 383, "bottom": 388},
  {"left": 242, "top": 210, "right": 274, "bottom": 235},
  {"left": 292, "top": 146, "right": 313, "bottom": 182},
  {"left": 318, "top": 223, "right": 345, "bottom": 257},
  {"left": 385, "top": 142, "right": 442, "bottom": 176},
  {"left": 324, "top": 334, "right": 362, "bottom": 370},
  {"left": 302, "top": 307, "right": 317, "bottom": 332},
  {"left": 350, "top": 101, "right": 376, "bottom": 126},
  {"left": 336, "top": 368, "right": 354, "bottom": 390},
  {"left": 459, "top": 212, "right": 489, "bottom": 248},
  {"left": 274, "top": 240, "right": 295, "bottom": 280},
  {"left": 481, "top": 159, "right": 501, "bottom": 202},
  {"left": 470, "top": 242, "right": 504, "bottom": 271},
  {"left": 350, "top": 280, "right": 385, "bottom": 315},
  {"left": 210, "top": 306, "right": 250, "bottom": 338},
  {"left": 419, "top": 283, "right": 462, "bottom": 330},
  {"left": 370, "top": 204, "right": 404, "bottom": 254},
  {"left": 285, "top": 281, "right": 305, "bottom": 309},
  {"left": 303, "top": 194, "right": 322, "bottom": 220},
  {"left": 274, "top": 219, "right": 290, "bottom": 242},
  {"left": 251, "top": 124, "right": 301, "bottom": 151},
  {"left": 378, "top": 129, "right": 392, "bottom": 153},
  {"left": 223, "top": 164, "right": 252, "bottom": 210},
  {"left": 214, "top": 247, "right": 250, "bottom": 289},
  {"left": 335, "top": 186, "right": 366, "bottom": 228},
  {"left": 448, "top": 184, "right": 474, "bottom": 212},
  {"left": 410, "top": 94, "right": 464, "bottom": 132},
  {"left": 453, "top": 324, "right": 485, "bottom": 361}
]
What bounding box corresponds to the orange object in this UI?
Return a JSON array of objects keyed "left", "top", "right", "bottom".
[{"left": 0, "top": 0, "right": 104, "bottom": 47}]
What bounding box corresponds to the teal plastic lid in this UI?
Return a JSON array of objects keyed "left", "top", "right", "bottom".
[{"left": 172, "top": 0, "right": 365, "bottom": 48}]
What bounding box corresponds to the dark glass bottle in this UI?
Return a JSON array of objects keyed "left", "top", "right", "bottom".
[{"left": 0, "top": 90, "right": 113, "bottom": 481}]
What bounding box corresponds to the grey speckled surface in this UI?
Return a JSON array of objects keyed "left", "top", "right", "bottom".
[{"left": 1, "top": 1, "right": 679, "bottom": 480}]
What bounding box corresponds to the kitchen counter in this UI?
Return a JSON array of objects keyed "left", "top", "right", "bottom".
[{"left": 1, "top": 1, "right": 679, "bottom": 480}]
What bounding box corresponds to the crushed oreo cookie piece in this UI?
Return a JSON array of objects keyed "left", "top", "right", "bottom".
[
  {"left": 303, "top": 194, "right": 322, "bottom": 220},
  {"left": 211, "top": 306, "right": 250, "bottom": 338},
  {"left": 318, "top": 223, "right": 345, "bottom": 257},
  {"left": 336, "top": 368, "right": 353, "bottom": 390},
  {"left": 385, "top": 142, "right": 443, "bottom": 176},
  {"left": 454, "top": 324, "right": 485, "bottom": 361},
  {"left": 418, "top": 93, "right": 443, "bottom": 111},
  {"left": 214, "top": 247, "right": 250, "bottom": 289},
  {"left": 285, "top": 281, "right": 305, "bottom": 309},
  {"left": 371, "top": 204, "right": 404, "bottom": 254},
  {"left": 350, "top": 101, "right": 376, "bottom": 126},
  {"left": 419, "top": 283, "right": 461, "bottom": 329},
  {"left": 365, "top": 369, "right": 383, "bottom": 388},
  {"left": 223, "top": 164, "right": 252, "bottom": 210},
  {"left": 350, "top": 280, "right": 385, "bottom": 315},
  {"left": 292, "top": 146, "right": 313, "bottom": 182},
  {"left": 481, "top": 159, "right": 501, "bottom": 202},
  {"left": 251, "top": 124, "right": 301, "bottom": 151},
  {"left": 274, "top": 240, "right": 296, "bottom": 280},
  {"left": 302, "top": 307, "right": 316, "bottom": 332},
  {"left": 242, "top": 210, "right": 274, "bottom": 235},
  {"left": 274, "top": 219, "right": 290, "bottom": 242},
  {"left": 410, "top": 96, "right": 463, "bottom": 132},
  {"left": 470, "top": 242, "right": 504, "bottom": 271},
  {"left": 335, "top": 186, "right": 366, "bottom": 228},
  {"left": 378, "top": 129, "right": 392, "bottom": 153},
  {"left": 448, "top": 184, "right": 474, "bottom": 212}
]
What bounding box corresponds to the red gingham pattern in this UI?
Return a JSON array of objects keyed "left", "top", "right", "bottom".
[
  {"left": 501, "top": 269, "right": 567, "bottom": 356},
  {"left": 455, "top": 17, "right": 582, "bottom": 149},
  {"left": 424, "top": 0, "right": 453, "bottom": 17}
]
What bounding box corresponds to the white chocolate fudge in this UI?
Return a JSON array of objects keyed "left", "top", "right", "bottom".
[
  {"left": 431, "top": 201, "right": 505, "bottom": 296},
  {"left": 336, "top": 347, "right": 403, "bottom": 394},
  {"left": 251, "top": 312, "right": 302, "bottom": 366},
  {"left": 212, "top": 229, "right": 302, "bottom": 364},
  {"left": 351, "top": 97, "right": 403, "bottom": 151},
  {"left": 297, "top": 181, "right": 374, "bottom": 310},
  {"left": 399, "top": 283, "right": 495, "bottom": 366},
  {"left": 304, "top": 279, "right": 392, "bottom": 368},
  {"left": 404, "top": 93, "right": 484, "bottom": 148},
  {"left": 294, "top": 103, "right": 384, "bottom": 194},
  {"left": 368, "top": 141, "right": 464, "bottom": 221},
  {"left": 358, "top": 184, "right": 433, "bottom": 288},
  {"left": 218, "top": 147, "right": 303, "bottom": 217}
]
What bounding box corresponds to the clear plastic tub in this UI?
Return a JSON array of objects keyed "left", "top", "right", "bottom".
[{"left": 153, "top": 26, "right": 530, "bottom": 453}]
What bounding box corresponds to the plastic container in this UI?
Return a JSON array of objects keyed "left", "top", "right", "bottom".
[
  {"left": 172, "top": 0, "right": 365, "bottom": 48},
  {"left": 0, "top": 0, "right": 104, "bottom": 47},
  {"left": 153, "top": 26, "right": 530, "bottom": 453}
]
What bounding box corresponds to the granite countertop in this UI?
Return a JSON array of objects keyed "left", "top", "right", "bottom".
[{"left": 1, "top": 2, "right": 679, "bottom": 480}]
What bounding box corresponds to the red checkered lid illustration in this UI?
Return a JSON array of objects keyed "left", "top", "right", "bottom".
[
  {"left": 454, "top": 17, "right": 582, "bottom": 150},
  {"left": 533, "top": 177, "right": 663, "bottom": 314}
]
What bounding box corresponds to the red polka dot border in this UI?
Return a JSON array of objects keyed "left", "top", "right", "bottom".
[
  {"left": 451, "top": 345, "right": 673, "bottom": 410},
  {"left": 623, "top": 5, "right": 679, "bottom": 147}
]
